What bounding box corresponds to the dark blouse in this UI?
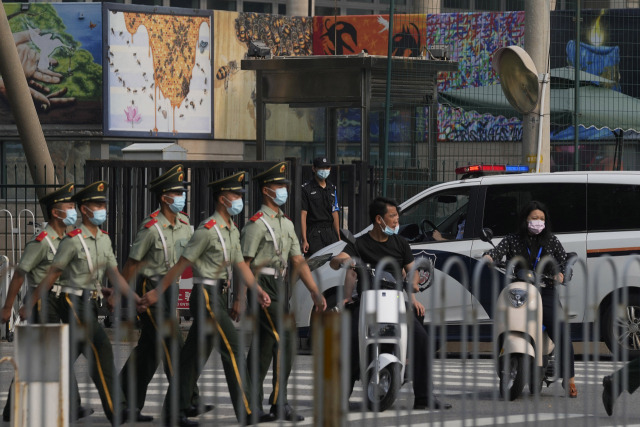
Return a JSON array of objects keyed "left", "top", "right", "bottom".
[{"left": 485, "top": 232, "right": 567, "bottom": 278}]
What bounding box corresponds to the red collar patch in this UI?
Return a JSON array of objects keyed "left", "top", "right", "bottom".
[
  {"left": 67, "top": 229, "right": 82, "bottom": 237},
  {"left": 35, "top": 231, "right": 48, "bottom": 242},
  {"left": 250, "top": 212, "right": 264, "bottom": 222},
  {"left": 150, "top": 210, "right": 159, "bottom": 218},
  {"left": 100, "top": 229, "right": 109, "bottom": 235},
  {"left": 204, "top": 219, "right": 217, "bottom": 229},
  {"left": 145, "top": 218, "right": 159, "bottom": 228}
]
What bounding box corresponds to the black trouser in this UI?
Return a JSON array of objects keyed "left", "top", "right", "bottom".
[
  {"left": 3, "top": 289, "right": 82, "bottom": 421},
  {"left": 611, "top": 357, "right": 640, "bottom": 394},
  {"left": 541, "top": 287, "right": 575, "bottom": 379},
  {"left": 119, "top": 277, "right": 200, "bottom": 412},
  {"left": 61, "top": 292, "right": 127, "bottom": 422},
  {"left": 306, "top": 223, "right": 339, "bottom": 257},
  {"left": 346, "top": 302, "right": 431, "bottom": 401}
]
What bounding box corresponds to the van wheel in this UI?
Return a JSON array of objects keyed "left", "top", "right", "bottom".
[{"left": 601, "top": 295, "right": 640, "bottom": 359}]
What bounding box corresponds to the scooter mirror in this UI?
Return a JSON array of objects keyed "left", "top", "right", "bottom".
[
  {"left": 481, "top": 227, "right": 494, "bottom": 243},
  {"left": 340, "top": 228, "right": 357, "bottom": 246}
]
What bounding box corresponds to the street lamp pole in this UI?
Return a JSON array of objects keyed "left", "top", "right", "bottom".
[
  {"left": 0, "top": 1, "right": 57, "bottom": 213},
  {"left": 524, "top": 0, "right": 551, "bottom": 172}
]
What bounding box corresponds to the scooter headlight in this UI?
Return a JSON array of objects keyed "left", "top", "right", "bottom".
[
  {"left": 368, "top": 323, "right": 397, "bottom": 338},
  {"left": 506, "top": 289, "right": 528, "bottom": 308}
]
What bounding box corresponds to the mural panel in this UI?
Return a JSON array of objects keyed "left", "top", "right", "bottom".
[
  {"left": 104, "top": 5, "right": 212, "bottom": 138},
  {"left": 0, "top": 3, "right": 102, "bottom": 125},
  {"left": 214, "top": 11, "right": 314, "bottom": 141},
  {"left": 313, "top": 15, "right": 426, "bottom": 57}
]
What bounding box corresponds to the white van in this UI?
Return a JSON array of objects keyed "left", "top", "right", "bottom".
[{"left": 292, "top": 170, "right": 640, "bottom": 357}]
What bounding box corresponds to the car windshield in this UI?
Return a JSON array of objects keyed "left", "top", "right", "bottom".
[{"left": 399, "top": 189, "right": 470, "bottom": 242}]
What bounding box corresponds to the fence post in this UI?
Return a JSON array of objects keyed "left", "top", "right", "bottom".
[
  {"left": 312, "top": 311, "right": 343, "bottom": 427},
  {"left": 14, "top": 324, "right": 69, "bottom": 427}
]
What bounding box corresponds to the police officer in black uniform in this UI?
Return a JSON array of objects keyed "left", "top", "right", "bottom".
[{"left": 300, "top": 157, "right": 340, "bottom": 257}]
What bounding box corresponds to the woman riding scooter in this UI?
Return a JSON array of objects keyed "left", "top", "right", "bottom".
[{"left": 483, "top": 200, "right": 578, "bottom": 398}]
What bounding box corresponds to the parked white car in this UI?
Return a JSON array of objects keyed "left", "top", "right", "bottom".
[{"left": 292, "top": 169, "right": 640, "bottom": 357}]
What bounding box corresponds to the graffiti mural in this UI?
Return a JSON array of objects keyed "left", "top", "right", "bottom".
[
  {"left": 0, "top": 3, "right": 102, "bottom": 125},
  {"left": 104, "top": 5, "right": 212, "bottom": 138},
  {"left": 430, "top": 12, "right": 525, "bottom": 142},
  {"left": 214, "top": 11, "right": 314, "bottom": 141},
  {"left": 313, "top": 15, "right": 426, "bottom": 57}
]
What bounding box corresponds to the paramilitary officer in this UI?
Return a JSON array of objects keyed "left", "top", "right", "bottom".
[
  {"left": 241, "top": 161, "right": 327, "bottom": 422},
  {"left": 1, "top": 183, "right": 92, "bottom": 422},
  {"left": 24, "top": 180, "right": 143, "bottom": 425},
  {"left": 119, "top": 165, "right": 208, "bottom": 422},
  {"left": 301, "top": 157, "right": 340, "bottom": 257},
  {"left": 140, "top": 171, "right": 273, "bottom": 427}
]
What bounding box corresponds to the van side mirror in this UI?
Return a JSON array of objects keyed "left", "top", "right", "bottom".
[{"left": 480, "top": 228, "right": 494, "bottom": 243}]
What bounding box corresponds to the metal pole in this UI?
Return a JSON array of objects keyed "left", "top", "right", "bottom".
[
  {"left": 382, "top": 0, "right": 395, "bottom": 196},
  {"left": 573, "top": 0, "right": 581, "bottom": 171},
  {"left": 0, "top": 1, "right": 57, "bottom": 204},
  {"left": 524, "top": 0, "right": 551, "bottom": 172}
]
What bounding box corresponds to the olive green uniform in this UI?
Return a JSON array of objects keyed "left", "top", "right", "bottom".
[
  {"left": 2, "top": 225, "right": 82, "bottom": 420},
  {"left": 163, "top": 211, "right": 253, "bottom": 421},
  {"left": 241, "top": 204, "right": 301, "bottom": 412},
  {"left": 53, "top": 223, "right": 126, "bottom": 421},
  {"left": 119, "top": 209, "right": 200, "bottom": 412}
]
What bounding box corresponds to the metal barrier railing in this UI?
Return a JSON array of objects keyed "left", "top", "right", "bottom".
[{"left": 1, "top": 190, "right": 640, "bottom": 425}]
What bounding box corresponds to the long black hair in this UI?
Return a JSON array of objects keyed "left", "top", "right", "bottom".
[{"left": 518, "top": 200, "right": 553, "bottom": 242}]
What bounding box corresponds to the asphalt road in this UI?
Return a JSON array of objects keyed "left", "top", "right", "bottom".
[{"left": 0, "top": 331, "right": 638, "bottom": 426}]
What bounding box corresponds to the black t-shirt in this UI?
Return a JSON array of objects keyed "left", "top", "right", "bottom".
[{"left": 344, "top": 232, "right": 414, "bottom": 277}]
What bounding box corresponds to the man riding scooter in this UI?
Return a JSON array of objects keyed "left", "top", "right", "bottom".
[{"left": 330, "top": 197, "right": 451, "bottom": 411}]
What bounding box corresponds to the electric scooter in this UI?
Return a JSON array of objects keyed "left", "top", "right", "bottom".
[
  {"left": 481, "top": 228, "right": 577, "bottom": 400},
  {"left": 341, "top": 229, "right": 434, "bottom": 411}
]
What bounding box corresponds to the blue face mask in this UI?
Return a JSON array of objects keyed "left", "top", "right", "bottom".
[
  {"left": 316, "top": 169, "right": 330, "bottom": 180},
  {"left": 224, "top": 197, "right": 244, "bottom": 216},
  {"left": 167, "top": 193, "right": 186, "bottom": 213},
  {"left": 89, "top": 208, "right": 107, "bottom": 226},
  {"left": 380, "top": 218, "right": 399, "bottom": 236},
  {"left": 56, "top": 208, "right": 77, "bottom": 226},
  {"left": 269, "top": 187, "right": 288, "bottom": 206}
]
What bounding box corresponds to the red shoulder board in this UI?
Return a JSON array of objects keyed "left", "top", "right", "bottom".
[
  {"left": 250, "top": 212, "right": 264, "bottom": 222},
  {"left": 150, "top": 210, "right": 159, "bottom": 218},
  {"left": 145, "top": 218, "right": 158, "bottom": 229},
  {"left": 67, "top": 229, "right": 82, "bottom": 237},
  {"left": 35, "top": 231, "right": 48, "bottom": 242},
  {"left": 101, "top": 229, "right": 109, "bottom": 235},
  {"left": 283, "top": 213, "right": 291, "bottom": 221},
  {"left": 204, "top": 219, "right": 216, "bottom": 229},
  {"left": 179, "top": 218, "right": 189, "bottom": 225}
]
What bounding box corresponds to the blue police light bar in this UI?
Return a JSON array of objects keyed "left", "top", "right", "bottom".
[{"left": 505, "top": 165, "right": 529, "bottom": 172}]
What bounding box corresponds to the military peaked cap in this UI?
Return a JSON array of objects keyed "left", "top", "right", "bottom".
[
  {"left": 40, "top": 182, "right": 75, "bottom": 208},
  {"left": 73, "top": 181, "right": 108, "bottom": 204},
  {"left": 208, "top": 171, "right": 247, "bottom": 194},
  {"left": 252, "top": 161, "right": 290, "bottom": 185},
  {"left": 149, "top": 164, "right": 190, "bottom": 194}
]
